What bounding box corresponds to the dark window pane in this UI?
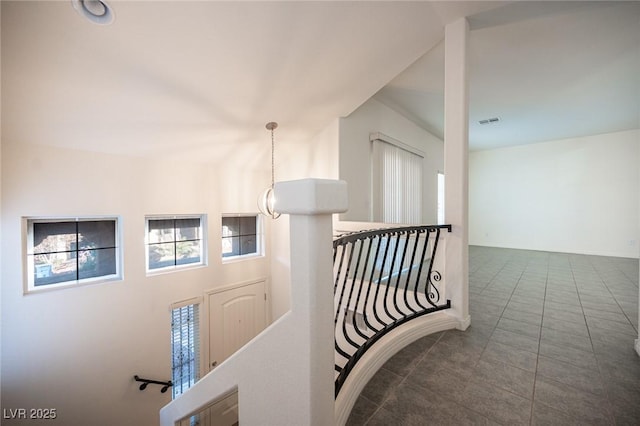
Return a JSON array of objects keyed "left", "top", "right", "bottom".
[
  {"left": 239, "top": 217, "right": 256, "bottom": 236},
  {"left": 33, "top": 222, "right": 76, "bottom": 254},
  {"left": 240, "top": 235, "right": 256, "bottom": 255},
  {"left": 33, "top": 253, "right": 77, "bottom": 286},
  {"left": 148, "top": 242, "right": 176, "bottom": 269},
  {"left": 149, "top": 220, "right": 175, "bottom": 244},
  {"left": 79, "top": 248, "right": 117, "bottom": 279},
  {"left": 176, "top": 240, "right": 201, "bottom": 265},
  {"left": 221, "top": 217, "right": 239, "bottom": 237},
  {"left": 78, "top": 220, "right": 116, "bottom": 249},
  {"left": 176, "top": 218, "right": 201, "bottom": 241},
  {"left": 29, "top": 219, "right": 120, "bottom": 289},
  {"left": 222, "top": 236, "right": 239, "bottom": 257}
]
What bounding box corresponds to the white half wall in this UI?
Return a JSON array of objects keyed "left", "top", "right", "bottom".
[
  {"left": 469, "top": 129, "right": 640, "bottom": 258},
  {"left": 339, "top": 97, "right": 444, "bottom": 224}
]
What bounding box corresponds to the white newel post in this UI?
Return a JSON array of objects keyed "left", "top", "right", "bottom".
[
  {"left": 444, "top": 17, "right": 470, "bottom": 329},
  {"left": 275, "top": 178, "right": 348, "bottom": 425}
]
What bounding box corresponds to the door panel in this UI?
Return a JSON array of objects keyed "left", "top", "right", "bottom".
[{"left": 208, "top": 280, "right": 266, "bottom": 371}]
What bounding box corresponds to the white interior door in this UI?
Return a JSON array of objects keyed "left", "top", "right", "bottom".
[{"left": 207, "top": 280, "right": 266, "bottom": 371}]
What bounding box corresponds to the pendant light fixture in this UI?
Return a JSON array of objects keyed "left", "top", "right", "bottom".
[{"left": 257, "top": 122, "right": 281, "bottom": 219}]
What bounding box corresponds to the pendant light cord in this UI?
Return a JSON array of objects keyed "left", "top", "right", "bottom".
[
  {"left": 271, "top": 126, "right": 275, "bottom": 189},
  {"left": 266, "top": 121, "right": 278, "bottom": 189},
  {"left": 260, "top": 121, "right": 280, "bottom": 219}
]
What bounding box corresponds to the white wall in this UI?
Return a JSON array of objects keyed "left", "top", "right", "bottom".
[
  {"left": 339, "top": 97, "right": 444, "bottom": 224},
  {"left": 0, "top": 142, "right": 270, "bottom": 425},
  {"left": 469, "top": 129, "right": 640, "bottom": 258}
]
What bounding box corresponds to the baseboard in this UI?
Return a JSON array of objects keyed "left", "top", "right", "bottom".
[{"left": 456, "top": 314, "right": 471, "bottom": 331}]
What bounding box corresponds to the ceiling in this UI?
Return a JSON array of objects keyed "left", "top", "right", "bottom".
[
  {"left": 376, "top": 1, "right": 640, "bottom": 151},
  {"left": 2, "top": 1, "right": 639, "bottom": 166}
]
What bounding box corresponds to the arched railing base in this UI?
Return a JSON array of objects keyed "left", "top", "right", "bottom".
[{"left": 334, "top": 311, "right": 467, "bottom": 426}]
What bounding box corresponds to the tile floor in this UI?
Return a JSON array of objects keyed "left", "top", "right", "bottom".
[{"left": 346, "top": 246, "right": 640, "bottom": 425}]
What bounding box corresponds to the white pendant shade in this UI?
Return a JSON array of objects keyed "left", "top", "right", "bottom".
[{"left": 257, "top": 186, "right": 280, "bottom": 219}]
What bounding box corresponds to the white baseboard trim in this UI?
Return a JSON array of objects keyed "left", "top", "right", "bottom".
[
  {"left": 457, "top": 314, "right": 471, "bottom": 331},
  {"left": 334, "top": 311, "right": 463, "bottom": 426}
]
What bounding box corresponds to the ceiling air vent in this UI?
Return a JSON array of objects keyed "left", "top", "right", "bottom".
[{"left": 479, "top": 117, "right": 500, "bottom": 125}]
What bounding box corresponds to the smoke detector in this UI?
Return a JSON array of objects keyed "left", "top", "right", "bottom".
[{"left": 71, "top": 0, "right": 114, "bottom": 25}]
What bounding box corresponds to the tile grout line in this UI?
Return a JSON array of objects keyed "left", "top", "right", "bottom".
[
  {"left": 571, "top": 255, "right": 619, "bottom": 425},
  {"left": 587, "top": 255, "right": 639, "bottom": 334},
  {"left": 362, "top": 332, "right": 445, "bottom": 426},
  {"left": 469, "top": 250, "right": 532, "bottom": 425},
  {"left": 529, "top": 251, "right": 550, "bottom": 425}
]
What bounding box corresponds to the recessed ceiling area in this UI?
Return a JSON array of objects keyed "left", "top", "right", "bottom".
[
  {"left": 374, "top": 1, "right": 640, "bottom": 151},
  {"left": 2, "top": 1, "right": 504, "bottom": 165},
  {"left": 2, "top": 1, "right": 638, "bottom": 161}
]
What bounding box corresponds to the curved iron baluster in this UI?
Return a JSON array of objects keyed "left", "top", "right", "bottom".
[
  {"left": 341, "top": 239, "right": 368, "bottom": 344},
  {"left": 361, "top": 237, "right": 382, "bottom": 333},
  {"left": 424, "top": 227, "right": 442, "bottom": 307},
  {"left": 333, "top": 224, "right": 452, "bottom": 396}
]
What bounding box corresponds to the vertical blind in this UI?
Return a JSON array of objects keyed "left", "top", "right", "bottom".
[
  {"left": 372, "top": 137, "right": 424, "bottom": 224},
  {"left": 171, "top": 303, "right": 200, "bottom": 399}
]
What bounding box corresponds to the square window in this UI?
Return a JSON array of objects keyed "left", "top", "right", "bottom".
[
  {"left": 25, "top": 217, "right": 121, "bottom": 292},
  {"left": 222, "top": 215, "right": 261, "bottom": 260},
  {"left": 146, "top": 216, "right": 206, "bottom": 273}
]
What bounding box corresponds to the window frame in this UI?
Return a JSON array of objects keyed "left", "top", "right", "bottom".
[
  {"left": 221, "top": 214, "right": 264, "bottom": 262},
  {"left": 23, "top": 216, "right": 123, "bottom": 294},
  {"left": 145, "top": 214, "right": 207, "bottom": 275}
]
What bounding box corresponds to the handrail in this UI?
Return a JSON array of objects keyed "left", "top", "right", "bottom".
[
  {"left": 333, "top": 224, "right": 451, "bottom": 396},
  {"left": 133, "top": 375, "right": 173, "bottom": 393},
  {"left": 333, "top": 224, "right": 451, "bottom": 245}
]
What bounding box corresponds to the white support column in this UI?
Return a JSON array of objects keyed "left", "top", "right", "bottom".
[
  {"left": 443, "top": 17, "right": 470, "bottom": 329},
  {"left": 275, "top": 178, "right": 348, "bottom": 425},
  {"left": 636, "top": 147, "right": 640, "bottom": 357}
]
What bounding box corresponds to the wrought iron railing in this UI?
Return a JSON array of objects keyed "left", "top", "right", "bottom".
[{"left": 333, "top": 225, "right": 451, "bottom": 395}]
